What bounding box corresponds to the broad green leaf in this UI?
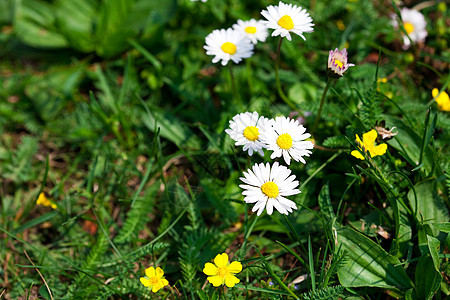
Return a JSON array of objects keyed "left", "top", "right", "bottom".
[
  {"left": 384, "top": 115, "right": 434, "bottom": 175},
  {"left": 390, "top": 204, "right": 412, "bottom": 258},
  {"left": 288, "top": 82, "right": 318, "bottom": 105},
  {"left": 95, "top": 0, "right": 135, "bottom": 57},
  {"left": 0, "top": 0, "right": 14, "bottom": 23},
  {"left": 427, "top": 235, "right": 440, "bottom": 271},
  {"left": 335, "top": 225, "right": 413, "bottom": 291},
  {"left": 14, "top": 0, "right": 69, "bottom": 48},
  {"left": 54, "top": 0, "right": 97, "bottom": 52},
  {"left": 141, "top": 109, "right": 201, "bottom": 150},
  {"left": 407, "top": 180, "right": 449, "bottom": 236},
  {"left": 415, "top": 253, "right": 442, "bottom": 300},
  {"left": 432, "top": 222, "right": 450, "bottom": 233}
]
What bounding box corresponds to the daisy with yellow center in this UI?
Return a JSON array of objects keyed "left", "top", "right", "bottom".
[
  {"left": 327, "top": 48, "right": 355, "bottom": 77},
  {"left": 260, "top": 116, "right": 314, "bottom": 165},
  {"left": 140, "top": 266, "right": 169, "bottom": 293},
  {"left": 351, "top": 129, "right": 388, "bottom": 160},
  {"left": 392, "top": 7, "right": 427, "bottom": 49},
  {"left": 204, "top": 28, "right": 254, "bottom": 66},
  {"left": 225, "top": 111, "right": 273, "bottom": 156},
  {"left": 36, "top": 192, "right": 57, "bottom": 209},
  {"left": 260, "top": 1, "right": 314, "bottom": 41},
  {"left": 203, "top": 253, "right": 242, "bottom": 287},
  {"left": 232, "top": 19, "right": 268, "bottom": 45},
  {"left": 432, "top": 88, "right": 450, "bottom": 112},
  {"left": 240, "top": 162, "right": 300, "bottom": 216}
]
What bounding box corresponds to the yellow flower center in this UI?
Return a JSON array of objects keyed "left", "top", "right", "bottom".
[
  {"left": 261, "top": 181, "right": 279, "bottom": 198},
  {"left": 276, "top": 133, "right": 293, "bottom": 149},
  {"left": 243, "top": 126, "right": 259, "bottom": 141},
  {"left": 278, "top": 15, "right": 294, "bottom": 30},
  {"left": 149, "top": 277, "right": 159, "bottom": 285},
  {"left": 221, "top": 42, "right": 237, "bottom": 55},
  {"left": 334, "top": 59, "right": 343, "bottom": 68},
  {"left": 245, "top": 26, "right": 257, "bottom": 34},
  {"left": 217, "top": 266, "right": 228, "bottom": 277},
  {"left": 404, "top": 22, "right": 414, "bottom": 35}
]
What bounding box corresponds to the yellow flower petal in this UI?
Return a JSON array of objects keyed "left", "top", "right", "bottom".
[
  {"left": 214, "top": 253, "right": 229, "bottom": 268},
  {"left": 155, "top": 267, "right": 164, "bottom": 278},
  {"left": 161, "top": 278, "right": 169, "bottom": 286},
  {"left": 370, "top": 143, "right": 388, "bottom": 157},
  {"left": 351, "top": 150, "right": 365, "bottom": 160},
  {"left": 140, "top": 277, "right": 150, "bottom": 287},
  {"left": 227, "top": 261, "right": 242, "bottom": 274},
  {"left": 152, "top": 285, "right": 162, "bottom": 293},
  {"left": 432, "top": 88, "right": 439, "bottom": 98},
  {"left": 207, "top": 275, "right": 224, "bottom": 287},
  {"left": 203, "top": 262, "right": 218, "bottom": 276},
  {"left": 145, "top": 267, "right": 156, "bottom": 278},
  {"left": 362, "top": 129, "right": 378, "bottom": 146},
  {"left": 224, "top": 274, "right": 240, "bottom": 288}
]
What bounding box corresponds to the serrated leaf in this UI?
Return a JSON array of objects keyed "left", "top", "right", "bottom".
[{"left": 335, "top": 225, "right": 413, "bottom": 291}]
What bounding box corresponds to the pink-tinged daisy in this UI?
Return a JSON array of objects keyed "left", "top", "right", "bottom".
[
  {"left": 260, "top": 1, "right": 314, "bottom": 41},
  {"left": 327, "top": 48, "right": 355, "bottom": 77},
  {"left": 240, "top": 162, "right": 300, "bottom": 216}
]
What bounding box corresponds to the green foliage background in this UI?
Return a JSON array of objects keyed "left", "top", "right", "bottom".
[{"left": 0, "top": 0, "right": 449, "bottom": 299}]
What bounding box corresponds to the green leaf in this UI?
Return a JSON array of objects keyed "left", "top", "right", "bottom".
[
  {"left": 384, "top": 115, "right": 434, "bottom": 175},
  {"left": 407, "top": 180, "right": 449, "bottom": 236},
  {"left": 318, "top": 183, "right": 335, "bottom": 220},
  {"left": 415, "top": 253, "right": 442, "bottom": 300},
  {"left": 54, "top": 0, "right": 97, "bottom": 52},
  {"left": 288, "top": 82, "right": 318, "bottom": 105},
  {"left": 141, "top": 109, "right": 202, "bottom": 150},
  {"left": 427, "top": 235, "right": 440, "bottom": 271},
  {"left": 14, "top": 0, "right": 69, "bottom": 48},
  {"left": 432, "top": 222, "right": 450, "bottom": 233},
  {"left": 335, "top": 225, "right": 413, "bottom": 291}
]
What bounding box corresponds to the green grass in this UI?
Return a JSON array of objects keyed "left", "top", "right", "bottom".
[{"left": 1, "top": 0, "right": 449, "bottom": 299}]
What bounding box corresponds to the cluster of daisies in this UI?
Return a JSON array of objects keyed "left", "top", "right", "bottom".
[
  {"left": 204, "top": 1, "right": 314, "bottom": 66},
  {"left": 226, "top": 111, "right": 314, "bottom": 216}
]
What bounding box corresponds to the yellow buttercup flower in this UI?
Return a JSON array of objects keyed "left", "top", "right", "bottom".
[
  {"left": 432, "top": 88, "right": 450, "bottom": 112},
  {"left": 140, "top": 267, "right": 169, "bottom": 293},
  {"left": 203, "top": 253, "right": 242, "bottom": 288},
  {"left": 351, "top": 129, "right": 387, "bottom": 160},
  {"left": 36, "top": 192, "right": 57, "bottom": 209}
]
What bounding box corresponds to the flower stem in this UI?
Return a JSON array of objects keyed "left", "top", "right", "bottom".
[
  {"left": 274, "top": 37, "right": 296, "bottom": 110},
  {"left": 228, "top": 64, "right": 241, "bottom": 107},
  {"left": 312, "top": 77, "right": 334, "bottom": 135}
]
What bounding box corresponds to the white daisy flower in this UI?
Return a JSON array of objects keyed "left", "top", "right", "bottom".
[
  {"left": 232, "top": 19, "right": 268, "bottom": 45},
  {"left": 260, "top": 1, "right": 314, "bottom": 41},
  {"left": 204, "top": 28, "right": 254, "bottom": 66},
  {"left": 240, "top": 162, "right": 300, "bottom": 216},
  {"left": 327, "top": 48, "right": 355, "bottom": 77},
  {"left": 261, "top": 116, "right": 314, "bottom": 165},
  {"left": 392, "top": 7, "right": 427, "bottom": 49},
  {"left": 225, "top": 111, "right": 272, "bottom": 156}
]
